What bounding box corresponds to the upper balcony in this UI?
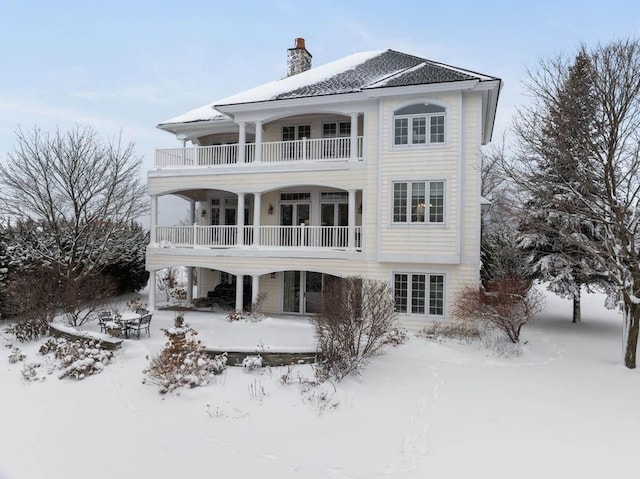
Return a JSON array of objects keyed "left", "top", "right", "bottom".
[{"left": 154, "top": 136, "right": 364, "bottom": 170}]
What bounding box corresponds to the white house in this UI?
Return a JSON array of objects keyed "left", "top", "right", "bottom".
[{"left": 147, "top": 38, "right": 501, "bottom": 328}]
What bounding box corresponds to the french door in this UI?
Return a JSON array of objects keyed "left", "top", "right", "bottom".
[
  {"left": 320, "top": 202, "right": 348, "bottom": 247},
  {"left": 282, "top": 271, "right": 324, "bottom": 314},
  {"left": 280, "top": 202, "right": 310, "bottom": 246},
  {"left": 282, "top": 124, "right": 311, "bottom": 159}
]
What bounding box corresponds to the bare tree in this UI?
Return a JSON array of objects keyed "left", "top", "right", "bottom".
[
  {"left": 0, "top": 125, "right": 148, "bottom": 280},
  {"left": 312, "top": 277, "right": 397, "bottom": 380},
  {"left": 510, "top": 38, "right": 640, "bottom": 368}
]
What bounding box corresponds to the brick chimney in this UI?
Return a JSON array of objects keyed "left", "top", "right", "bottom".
[{"left": 287, "top": 37, "right": 312, "bottom": 77}]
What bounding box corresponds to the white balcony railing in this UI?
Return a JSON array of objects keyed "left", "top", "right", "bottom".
[
  {"left": 154, "top": 225, "right": 361, "bottom": 249},
  {"left": 154, "top": 137, "right": 364, "bottom": 169}
]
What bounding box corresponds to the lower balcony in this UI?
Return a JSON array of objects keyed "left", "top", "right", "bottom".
[{"left": 154, "top": 225, "right": 362, "bottom": 250}]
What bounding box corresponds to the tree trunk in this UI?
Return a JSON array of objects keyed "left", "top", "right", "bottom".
[
  {"left": 623, "top": 302, "right": 639, "bottom": 369},
  {"left": 572, "top": 290, "right": 581, "bottom": 323}
]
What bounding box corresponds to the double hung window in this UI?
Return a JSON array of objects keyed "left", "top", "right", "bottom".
[{"left": 393, "top": 181, "right": 445, "bottom": 224}]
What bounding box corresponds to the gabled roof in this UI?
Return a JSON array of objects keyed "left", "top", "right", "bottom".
[{"left": 159, "top": 49, "right": 500, "bottom": 128}]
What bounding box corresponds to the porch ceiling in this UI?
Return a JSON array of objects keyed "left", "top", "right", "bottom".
[{"left": 174, "top": 189, "right": 211, "bottom": 202}]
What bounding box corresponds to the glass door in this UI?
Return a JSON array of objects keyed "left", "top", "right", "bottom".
[
  {"left": 282, "top": 125, "right": 311, "bottom": 159},
  {"left": 282, "top": 271, "right": 324, "bottom": 314},
  {"left": 280, "top": 202, "right": 310, "bottom": 246},
  {"left": 305, "top": 272, "right": 323, "bottom": 314},
  {"left": 320, "top": 202, "right": 348, "bottom": 247},
  {"left": 282, "top": 271, "right": 301, "bottom": 313}
]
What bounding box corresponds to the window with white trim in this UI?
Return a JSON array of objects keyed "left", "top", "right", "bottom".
[
  {"left": 322, "top": 121, "right": 350, "bottom": 138},
  {"left": 394, "top": 273, "right": 445, "bottom": 316},
  {"left": 393, "top": 181, "right": 445, "bottom": 224},
  {"left": 393, "top": 104, "right": 445, "bottom": 145}
]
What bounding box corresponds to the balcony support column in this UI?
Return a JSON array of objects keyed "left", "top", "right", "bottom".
[
  {"left": 237, "top": 193, "right": 245, "bottom": 247},
  {"left": 255, "top": 121, "right": 263, "bottom": 163},
  {"left": 148, "top": 270, "right": 156, "bottom": 313},
  {"left": 186, "top": 267, "right": 194, "bottom": 304},
  {"left": 350, "top": 112, "right": 358, "bottom": 160},
  {"left": 348, "top": 189, "right": 356, "bottom": 250},
  {"left": 253, "top": 193, "right": 261, "bottom": 246},
  {"left": 235, "top": 274, "right": 244, "bottom": 311},
  {"left": 189, "top": 200, "right": 197, "bottom": 247},
  {"left": 238, "top": 121, "right": 246, "bottom": 164},
  {"left": 150, "top": 195, "right": 158, "bottom": 244},
  {"left": 251, "top": 274, "right": 260, "bottom": 305},
  {"left": 189, "top": 200, "right": 196, "bottom": 224}
]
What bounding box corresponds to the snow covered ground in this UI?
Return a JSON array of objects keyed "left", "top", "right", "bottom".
[{"left": 1, "top": 289, "right": 639, "bottom": 479}]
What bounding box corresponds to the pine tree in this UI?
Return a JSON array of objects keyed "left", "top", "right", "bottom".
[
  {"left": 512, "top": 38, "right": 640, "bottom": 368},
  {"left": 517, "top": 50, "right": 605, "bottom": 323}
]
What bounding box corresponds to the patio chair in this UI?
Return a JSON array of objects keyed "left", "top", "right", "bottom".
[
  {"left": 97, "top": 311, "right": 112, "bottom": 333},
  {"left": 128, "top": 313, "right": 152, "bottom": 339}
]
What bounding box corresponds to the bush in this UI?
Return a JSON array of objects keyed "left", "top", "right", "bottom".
[
  {"left": 383, "top": 327, "right": 409, "bottom": 346},
  {"left": 242, "top": 355, "right": 263, "bottom": 370},
  {"left": 143, "top": 315, "right": 227, "bottom": 394},
  {"left": 312, "top": 277, "right": 398, "bottom": 381},
  {"left": 451, "top": 279, "right": 544, "bottom": 343},
  {"left": 418, "top": 320, "right": 481, "bottom": 343},
  {"left": 39, "top": 337, "right": 114, "bottom": 380},
  {"left": 9, "top": 314, "right": 51, "bottom": 342}
]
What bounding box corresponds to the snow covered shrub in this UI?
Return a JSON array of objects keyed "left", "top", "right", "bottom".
[
  {"left": 242, "top": 355, "right": 263, "bottom": 370},
  {"left": 143, "top": 315, "right": 227, "bottom": 394},
  {"left": 226, "top": 294, "right": 267, "bottom": 322},
  {"left": 226, "top": 310, "right": 243, "bottom": 322},
  {"left": 9, "top": 314, "right": 51, "bottom": 342},
  {"left": 39, "top": 337, "right": 113, "bottom": 380},
  {"left": 451, "top": 279, "right": 544, "bottom": 343},
  {"left": 8, "top": 346, "right": 25, "bottom": 363},
  {"left": 312, "top": 277, "right": 398, "bottom": 381},
  {"left": 418, "top": 320, "right": 480, "bottom": 343},
  {"left": 383, "top": 327, "right": 409, "bottom": 346}
]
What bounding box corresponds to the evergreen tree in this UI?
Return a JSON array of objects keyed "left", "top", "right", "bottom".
[
  {"left": 517, "top": 51, "right": 605, "bottom": 323},
  {"left": 511, "top": 38, "right": 640, "bottom": 368}
]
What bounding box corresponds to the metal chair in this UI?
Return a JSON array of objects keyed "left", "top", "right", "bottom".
[
  {"left": 128, "top": 313, "right": 152, "bottom": 339},
  {"left": 97, "top": 311, "right": 112, "bottom": 333}
]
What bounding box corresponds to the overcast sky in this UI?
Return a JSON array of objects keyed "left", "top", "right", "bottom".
[{"left": 1, "top": 0, "right": 639, "bottom": 222}]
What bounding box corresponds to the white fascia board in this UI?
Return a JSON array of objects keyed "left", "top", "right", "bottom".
[
  {"left": 215, "top": 92, "right": 369, "bottom": 118},
  {"left": 363, "top": 80, "right": 480, "bottom": 98},
  {"left": 156, "top": 118, "right": 244, "bottom": 141},
  {"left": 480, "top": 79, "right": 502, "bottom": 144}
]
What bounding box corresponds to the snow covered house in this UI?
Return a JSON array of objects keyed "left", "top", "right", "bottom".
[{"left": 146, "top": 38, "right": 501, "bottom": 328}]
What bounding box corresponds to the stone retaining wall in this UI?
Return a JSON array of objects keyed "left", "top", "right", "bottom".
[
  {"left": 49, "top": 324, "right": 123, "bottom": 350},
  {"left": 205, "top": 349, "right": 319, "bottom": 367}
]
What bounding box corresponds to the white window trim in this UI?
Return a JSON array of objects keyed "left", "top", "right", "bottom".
[
  {"left": 392, "top": 271, "right": 447, "bottom": 318},
  {"left": 393, "top": 113, "right": 446, "bottom": 146},
  {"left": 389, "top": 178, "right": 448, "bottom": 227},
  {"left": 321, "top": 120, "right": 351, "bottom": 138},
  {"left": 390, "top": 100, "right": 449, "bottom": 149}
]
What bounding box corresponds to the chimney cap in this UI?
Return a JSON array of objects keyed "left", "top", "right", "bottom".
[{"left": 294, "top": 37, "right": 306, "bottom": 49}]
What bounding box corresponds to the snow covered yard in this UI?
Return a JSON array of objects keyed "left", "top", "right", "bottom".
[{"left": 2, "top": 290, "right": 640, "bottom": 479}]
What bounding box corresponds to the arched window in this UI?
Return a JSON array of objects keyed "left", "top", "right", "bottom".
[{"left": 393, "top": 103, "right": 445, "bottom": 146}]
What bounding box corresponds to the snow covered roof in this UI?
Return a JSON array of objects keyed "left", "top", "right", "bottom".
[{"left": 158, "top": 49, "right": 500, "bottom": 128}]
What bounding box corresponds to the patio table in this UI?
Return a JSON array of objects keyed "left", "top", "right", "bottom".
[{"left": 118, "top": 312, "right": 141, "bottom": 338}]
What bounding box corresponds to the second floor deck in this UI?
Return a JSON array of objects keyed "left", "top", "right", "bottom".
[{"left": 155, "top": 136, "right": 364, "bottom": 169}]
